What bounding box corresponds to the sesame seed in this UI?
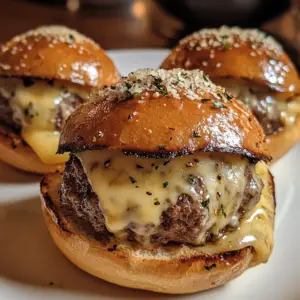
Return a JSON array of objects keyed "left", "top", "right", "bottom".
[
  {"left": 202, "top": 61, "right": 208, "bottom": 66},
  {"left": 216, "top": 63, "right": 222, "bottom": 68}
]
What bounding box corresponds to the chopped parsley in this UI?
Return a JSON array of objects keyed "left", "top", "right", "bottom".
[
  {"left": 193, "top": 131, "right": 201, "bottom": 138},
  {"left": 136, "top": 164, "right": 144, "bottom": 169},
  {"left": 213, "top": 102, "right": 227, "bottom": 109},
  {"left": 188, "top": 176, "right": 197, "bottom": 185},
  {"left": 163, "top": 181, "right": 169, "bottom": 188},
  {"left": 203, "top": 74, "right": 209, "bottom": 82},
  {"left": 201, "top": 197, "right": 210, "bottom": 210},
  {"left": 225, "top": 92, "right": 232, "bottom": 102},
  {"left": 204, "top": 263, "right": 216, "bottom": 271},
  {"left": 153, "top": 197, "right": 160, "bottom": 205},
  {"left": 220, "top": 204, "right": 227, "bottom": 218},
  {"left": 129, "top": 176, "right": 137, "bottom": 184},
  {"left": 157, "top": 145, "right": 166, "bottom": 150},
  {"left": 201, "top": 98, "right": 211, "bottom": 103},
  {"left": 125, "top": 82, "right": 132, "bottom": 90},
  {"left": 223, "top": 43, "right": 230, "bottom": 50},
  {"left": 154, "top": 77, "right": 168, "bottom": 96}
]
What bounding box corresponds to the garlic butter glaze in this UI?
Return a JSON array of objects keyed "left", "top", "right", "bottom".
[
  {"left": 161, "top": 26, "right": 300, "bottom": 94},
  {"left": 59, "top": 69, "right": 269, "bottom": 160}
]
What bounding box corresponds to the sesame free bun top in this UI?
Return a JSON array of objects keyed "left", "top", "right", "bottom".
[
  {"left": 0, "top": 25, "right": 119, "bottom": 87},
  {"left": 161, "top": 26, "right": 300, "bottom": 96},
  {"left": 58, "top": 69, "right": 270, "bottom": 160}
]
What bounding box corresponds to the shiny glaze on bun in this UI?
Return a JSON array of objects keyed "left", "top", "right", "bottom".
[{"left": 59, "top": 68, "right": 270, "bottom": 160}]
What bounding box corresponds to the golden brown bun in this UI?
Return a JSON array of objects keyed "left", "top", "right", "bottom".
[
  {"left": 41, "top": 172, "right": 256, "bottom": 294},
  {"left": 0, "top": 125, "right": 63, "bottom": 174},
  {"left": 58, "top": 68, "right": 270, "bottom": 161},
  {"left": 0, "top": 25, "right": 119, "bottom": 87},
  {"left": 161, "top": 27, "right": 300, "bottom": 97}
]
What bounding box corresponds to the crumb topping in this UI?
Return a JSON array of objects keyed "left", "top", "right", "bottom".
[
  {"left": 95, "top": 68, "right": 232, "bottom": 103},
  {"left": 180, "top": 26, "right": 282, "bottom": 55}
]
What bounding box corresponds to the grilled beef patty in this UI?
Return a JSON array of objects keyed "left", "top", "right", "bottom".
[{"left": 60, "top": 155, "right": 263, "bottom": 245}]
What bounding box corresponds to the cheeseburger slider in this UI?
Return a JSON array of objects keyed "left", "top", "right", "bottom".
[
  {"left": 41, "top": 69, "right": 275, "bottom": 294},
  {"left": 161, "top": 26, "right": 300, "bottom": 160},
  {"left": 0, "top": 25, "right": 119, "bottom": 173}
]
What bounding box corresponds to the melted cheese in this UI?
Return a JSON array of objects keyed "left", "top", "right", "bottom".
[
  {"left": 79, "top": 151, "right": 274, "bottom": 265},
  {"left": 79, "top": 150, "right": 251, "bottom": 244},
  {"left": 216, "top": 79, "right": 300, "bottom": 127},
  {"left": 1, "top": 79, "right": 89, "bottom": 164},
  {"left": 196, "top": 161, "right": 274, "bottom": 265}
]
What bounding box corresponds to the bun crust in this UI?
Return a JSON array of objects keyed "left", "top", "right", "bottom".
[
  {"left": 0, "top": 26, "right": 119, "bottom": 87},
  {"left": 58, "top": 69, "right": 270, "bottom": 160},
  {"left": 41, "top": 172, "right": 255, "bottom": 294},
  {"left": 0, "top": 125, "right": 63, "bottom": 174},
  {"left": 161, "top": 27, "right": 300, "bottom": 96}
]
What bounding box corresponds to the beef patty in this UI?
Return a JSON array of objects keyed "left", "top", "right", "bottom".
[{"left": 60, "top": 155, "right": 263, "bottom": 246}]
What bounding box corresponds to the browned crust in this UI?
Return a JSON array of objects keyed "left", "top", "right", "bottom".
[
  {"left": 161, "top": 39, "right": 300, "bottom": 97},
  {"left": 0, "top": 125, "right": 63, "bottom": 174},
  {"left": 58, "top": 92, "right": 270, "bottom": 161},
  {"left": 40, "top": 172, "right": 256, "bottom": 294},
  {"left": 0, "top": 30, "right": 119, "bottom": 88}
]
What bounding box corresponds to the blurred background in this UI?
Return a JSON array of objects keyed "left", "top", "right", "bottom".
[{"left": 1, "top": 0, "right": 300, "bottom": 54}]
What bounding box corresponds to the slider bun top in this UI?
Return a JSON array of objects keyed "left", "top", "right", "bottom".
[
  {"left": 0, "top": 25, "right": 119, "bottom": 87},
  {"left": 58, "top": 68, "right": 270, "bottom": 161},
  {"left": 161, "top": 26, "right": 300, "bottom": 96}
]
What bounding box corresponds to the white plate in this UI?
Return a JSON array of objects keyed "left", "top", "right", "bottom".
[{"left": 0, "top": 49, "right": 299, "bottom": 300}]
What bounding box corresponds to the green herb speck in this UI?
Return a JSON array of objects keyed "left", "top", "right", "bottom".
[
  {"left": 163, "top": 181, "right": 169, "bottom": 188},
  {"left": 204, "top": 263, "right": 216, "bottom": 271}
]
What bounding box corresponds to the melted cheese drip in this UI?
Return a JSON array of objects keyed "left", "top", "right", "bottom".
[
  {"left": 195, "top": 161, "right": 274, "bottom": 265},
  {"left": 2, "top": 79, "right": 89, "bottom": 164},
  {"left": 215, "top": 79, "right": 300, "bottom": 127},
  {"left": 79, "top": 150, "right": 250, "bottom": 244}
]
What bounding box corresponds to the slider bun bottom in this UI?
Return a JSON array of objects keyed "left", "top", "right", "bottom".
[
  {"left": 268, "top": 116, "right": 300, "bottom": 162},
  {"left": 0, "top": 125, "right": 63, "bottom": 174},
  {"left": 41, "top": 172, "right": 255, "bottom": 294}
]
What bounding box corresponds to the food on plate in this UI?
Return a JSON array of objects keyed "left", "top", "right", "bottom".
[
  {"left": 41, "top": 68, "right": 276, "bottom": 294},
  {"left": 161, "top": 26, "right": 300, "bottom": 161},
  {"left": 0, "top": 25, "right": 119, "bottom": 173}
]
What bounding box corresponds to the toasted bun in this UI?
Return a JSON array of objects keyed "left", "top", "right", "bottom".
[
  {"left": 161, "top": 26, "right": 300, "bottom": 96},
  {"left": 41, "top": 172, "right": 256, "bottom": 294},
  {"left": 0, "top": 25, "right": 119, "bottom": 87},
  {"left": 0, "top": 125, "right": 63, "bottom": 174},
  {"left": 58, "top": 68, "right": 270, "bottom": 161}
]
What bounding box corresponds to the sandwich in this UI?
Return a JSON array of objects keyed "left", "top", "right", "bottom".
[
  {"left": 161, "top": 26, "right": 300, "bottom": 160},
  {"left": 41, "top": 68, "right": 275, "bottom": 294},
  {"left": 0, "top": 25, "right": 119, "bottom": 173}
]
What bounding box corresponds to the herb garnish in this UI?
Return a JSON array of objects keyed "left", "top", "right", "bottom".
[
  {"left": 201, "top": 98, "right": 211, "bottom": 103},
  {"left": 214, "top": 102, "right": 227, "bottom": 109},
  {"left": 220, "top": 204, "right": 227, "bottom": 218},
  {"left": 203, "top": 74, "right": 209, "bottom": 82},
  {"left": 201, "top": 197, "right": 210, "bottom": 210},
  {"left": 193, "top": 131, "right": 201, "bottom": 138},
  {"left": 153, "top": 197, "right": 160, "bottom": 205},
  {"left": 136, "top": 164, "right": 144, "bottom": 169},
  {"left": 125, "top": 82, "right": 132, "bottom": 90},
  {"left": 204, "top": 263, "right": 216, "bottom": 271},
  {"left": 129, "top": 176, "right": 137, "bottom": 184},
  {"left": 188, "top": 176, "right": 197, "bottom": 185},
  {"left": 157, "top": 145, "right": 166, "bottom": 150},
  {"left": 154, "top": 77, "right": 168, "bottom": 96},
  {"left": 223, "top": 43, "right": 230, "bottom": 50},
  {"left": 225, "top": 92, "right": 232, "bottom": 102},
  {"left": 163, "top": 181, "right": 169, "bottom": 188}
]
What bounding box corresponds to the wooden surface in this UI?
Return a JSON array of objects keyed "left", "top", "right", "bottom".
[{"left": 0, "top": 0, "right": 170, "bottom": 49}]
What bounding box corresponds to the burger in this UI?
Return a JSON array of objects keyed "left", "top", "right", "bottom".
[
  {"left": 41, "top": 69, "right": 275, "bottom": 294},
  {"left": 0, "top": 25, "right": 119, "bottom": 173},
  {"left": 161, "top": 26, "right": 300, "bottom": 161}
]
